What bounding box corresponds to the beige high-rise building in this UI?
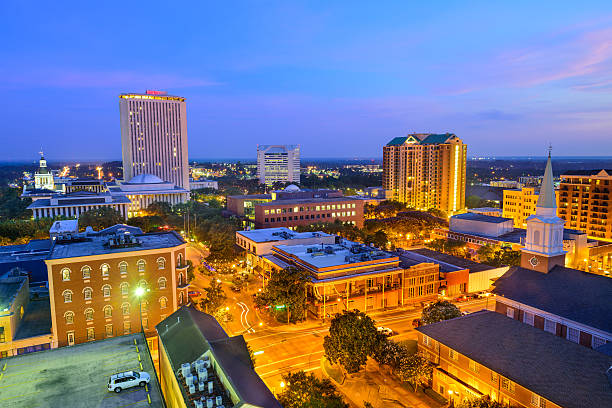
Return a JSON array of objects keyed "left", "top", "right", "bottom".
[
  {"left": 502, "top": 187, "right": 539, "bottom": 228},
  {"left": 119, "top": 91, "right": 189, "bottom": 188},
  {"left": 382, "top": 133, "right": 467, "bottom": 215}
]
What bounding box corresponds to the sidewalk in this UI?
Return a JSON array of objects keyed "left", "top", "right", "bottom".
[{"left": 323, "top": 359, "right": 443, "bottom": 408}]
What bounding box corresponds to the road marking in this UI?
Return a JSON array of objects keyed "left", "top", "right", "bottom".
[
  {"left": 237, "top": 302, "right": 255, "bottom": 333},
  {"left": 258, "top": 360, "right": 322, "bottom": 378},
  {"left": 255, "top": 350, "right": 325, "bottom": 369},
  {"left": 0, "top": 389, "right": 41, "bottom": 402}
]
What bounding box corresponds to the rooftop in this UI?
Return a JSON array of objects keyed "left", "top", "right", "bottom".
[
  {"left": 452, "top": 212, "right": 512, "bottom": 224},
  {"left": 0, "top": 275, "right": 26, "bottom": 311},
  {"left": 468, "top": 207, "right": 503, "bottom": 212},
  {"left": 386, "top": 133, "right": 458, "bottom": 146},
  {"left": 236, "top": 227, "right": 333, "bottom": 243},
  {"left": 119, "top": 93, "right": 185, "bottom": 102},
  {"left": 257, "top": 196, "right": 360, "bottom": 206},
  {"left": 416, "top": 311, "right": 612, "bottom": 408},
  {"left": 561, "top": 169, "right": 612, "bottom": 176},
  {"left": 13, "top": 298, "right": 52, "bottom": 340},
  {"left": 156, "top": 307, "right": 281, "bottom": 408},
  {"left": 273, "top": 240, "right": 398, "bottom": 271},
  {"left": 0, "top": 333, "right": 163, "bottom": 408},
  {"left": 48, "top": 228, "right": 185, "bottom": 260},
  {"left": 398, "top": 248, "right": 494, "bottom": 273},
  {"left": 27, "top": 191, "right": 131, "bottom": 208},
  {"left": 492, "top": 265, "right": 612, "bottom": 334}
]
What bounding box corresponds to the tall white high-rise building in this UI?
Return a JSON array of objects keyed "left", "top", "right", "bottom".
[
  {"left": 119, "top": 91, "right": 189, "bottom": 188},
  {"left": 257, "top": 145, "right": 300, "bottom": 186}
]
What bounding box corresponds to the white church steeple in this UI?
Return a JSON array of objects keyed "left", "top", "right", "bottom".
[{"left": 520, "top": 148, "right": 566, "bottom": 273}]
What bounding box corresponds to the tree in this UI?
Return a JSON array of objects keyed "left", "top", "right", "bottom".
[
  {"left": 421, "top": 301, "right": 462, "bottom": 325},
  {"left": 200, "top": 279, "right": 226, "bottom": 313},
  {"left": 395, "top": 352, "right": 432, "bottom": 391},
  {"left": 255, "top": 266, "right": 309, "bottom": 323},
  {"left": 278, "top": 371, "right": 348, "bottom": 408},
  {"left": 78, "top": 207, "right": 124, "bottom": 231},
  {"left": 323, "top": 310, "right": 380, "bottom": 373},
  {"left": 457, "top": 396, "right": 510, "bottom": 408},
  {"left": 365, "top": 230, "right": 388, "bottom": 249},
  {"left": 145, "top": 201, "right": 173, "bottom": 218},
  {"left": 477, "top": 245, "right": 521, "bottom": 267}
]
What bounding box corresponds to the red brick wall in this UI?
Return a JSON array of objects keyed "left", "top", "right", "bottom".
[{"left": 255, "top": 199, "right": 364, "bottom": 228}]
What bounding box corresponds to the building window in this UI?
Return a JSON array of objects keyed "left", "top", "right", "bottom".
[
  {"left": 137, "top": 259, "right": 146, "bottom": 273},
  {"left": 159, "top": 297, "right": 168, "bottom": 309},
  {"left": 103, "top": 305, "right": 112, "bottom": 318},
  {"left": 469, "top": 360, "right": 480, "bottom": 373},
  {"left": 506, "top": 307, "right": 514, "bottom": 319},
  {"left": 567, "top": 327, "right": 580, "bottom": 343},
  {"left": 84, "top": 308, "right": 94, "bottom": 321},
  {"left": 120, "top": 282, "right": 129, "bottom": 295},
  {"left": 64, "top": 311, "right": 74, "bottom": 324},
  {"left": 142, "top": 317, "right": 149, "bottom": 330},
  {"left": 123, "top": 321, "right": 131, "bottom": 334},
  {"left": 63, "top": 290, "right": 73, "bottom": 303},
  {"left": 82, "top": 287, "right": 92, "bottom": 300},
  {"left": 422, "top": 335, "right": 431, "bottom": 347},
  {"left": 158, "top": 277, "right": 167, "bottom": 289},
  {"left": 491, "top": 371, "right": 498, "bottom": 383},
  {"left": 61, "top": 268, "right": 71, "bottom": 281},
  {"left": 157, "top": 257, "right": 166, "bottom": 270},
  {"left": 531, "top": 394, "right": 547, "bottom": 407},
  {"left": 141, "top": 301, "right": 149, "bottom": 313},
  {"left": 177, "top": 253, "right": 184, "bottom": 266},
  {"left": 179, "top": 292, "right": 184, "bottom": 305},
  {"left": 501, "top": 378, "right": 515, "bottom": 393},
  {"left": 593, "top": 336, "right": 606, "bottom": 349},
  {"left": 86, "top": 327, "right": 95, "bottom": 341},
  {"left": 101, "top": 264, "right": 110, "bottom": 277},
  {"left": 119, "top": 261, "right": 128, "bottom": 274},
  {"left": 523, "top": 312, "right": 534, "bottom": 326},
  {"left": 544, "top": 319, "right": 556, "bottom": 334},
  {"left": 122, "top": 303, "right": 130, "bottom": 315},
  {"left": 81, "top": 266, "right": 91, "bottom": 279},
  {"left": 178, "top": 273, "right": 184, "bottom": 286},
  {"left": 105, "top": 324, "right": 113, "bottom": 338},
  {"left": 102, "top": 285, "right": 111, "bottom": 298},
  {"left": 449, "top": 349, "right": 458, "bottom": 361}
]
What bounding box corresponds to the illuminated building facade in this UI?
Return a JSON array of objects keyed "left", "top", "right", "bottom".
[
  {"left": 502, "top": 187, "right": 539, "bottom": 228},
  {"left": 257, "top": 144, "right": 300, "bottom": 186},
  {"left": 119, "top": 91, "right": 189, "bottom": 188},
  {"left": 383, "top": 133, "right": 467, "bottom": 215}
]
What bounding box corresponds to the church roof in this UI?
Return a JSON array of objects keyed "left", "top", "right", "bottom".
[{"left": 537, "top": 153, "right": 556, "bottom": 209}]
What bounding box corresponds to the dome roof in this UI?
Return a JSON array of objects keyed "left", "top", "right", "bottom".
[
  {"left": 284, "top": 184, "right": 301, "bottom": 192},
  {"left": 127, "top": 174, "right": 165, "bottom": 184}
]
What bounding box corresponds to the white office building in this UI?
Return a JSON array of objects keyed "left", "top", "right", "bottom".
[
  {"left": 257, "top": 145, "right": 300, "bottom": 186},
  {"left": 119, "top": 91, "right": 189, "bottom": 188}
]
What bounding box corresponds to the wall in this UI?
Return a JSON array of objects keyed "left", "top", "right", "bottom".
[{"left": 467, "top": 267, "right": 509, "bottom": 293}]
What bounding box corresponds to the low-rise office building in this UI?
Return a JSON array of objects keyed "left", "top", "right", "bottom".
[
  {"left": 416, "top": 310, "right": 612, "bottom": 408},
  {"left": 45, "top": 224, "right": 188, "bottom": 347},
  {"left": 156, "top": 307, "right": 281, "bottom": 408},
  {"left": 189, "top": 179, "right": 219, "bottom": 190},
  {"left": 267, "top": 240, "right": 439, "bottom": 318},
  {"left": 502, "top": 187, "right": 539, "bottom": 228},
  {"left": 27, "top": 190, "right": 131, "bottom": 220}
]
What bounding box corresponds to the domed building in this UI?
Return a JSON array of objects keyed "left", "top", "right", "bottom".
[{"left": 107, "top": 174, "right": 189, "bottom": 217}]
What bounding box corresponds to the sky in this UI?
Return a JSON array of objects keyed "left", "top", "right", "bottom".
[{"left": 2, "top": 1, "right": 612, "bottom": 161}]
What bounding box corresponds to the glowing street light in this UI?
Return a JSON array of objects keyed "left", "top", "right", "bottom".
[{"left": 135, "top": 286, "right": 149, "bottom": 333}]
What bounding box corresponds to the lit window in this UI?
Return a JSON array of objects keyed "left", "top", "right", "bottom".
[
  {"left": 64, "top": 311, "right": 74, "bottom": 324},
  {"left": 123, "top": 321, "right": 131, "bottom": 334},
  {"left": 101, "top": 264, "right": 110, "bottom": 277},
  {"left": 523, "top": 312, "right": 534, "bottom": 326},
  {"left": 61, "top": 268, "right": 71, "bottom": 281},
  {"left": 105, "top": 324, "right": 113, "bottom": 338},
  {"left": 158, "top": 277, "right": 167, "bottom": 289},
  {"left": 469, "top": 360, "right": 480, "bottom": 373},
  {"left": 120, "top": 282, "right": 129, "bottom": 295},
  {"left": 157, "top": 257, "right": 166, "bottom": 270},
  {"left": 544, "top": 319, "right": 556, "bottom": 334},
  {"left": 119, "top": 261, "right": 128, "bottom": 274},
  {"left": 86, "top": 327, "right": 95, "bottom": 341},
  {"left": 84, "top": 308, "right": 94, "bottom": 321},
  {"left": 122, "top": 303, "right": 130, "bottom": 315},
  {"left": 81, "top": 266, "right": 91, "bottom": 279},
  {"left": 102, "top": 285, "right": 111, "bottom": 298},
  {"left": 449, "top": 349, "right": 458, "bottom": 360},
  {"left": 83, "top": 287, "right": 92, "bottom": 300},
  {"left": 63, "top": 290, "right": 73, "bottom": 303},
  {"left": 103, "top": 305, "right": 112, "bottom": 318},
  {"left": 531, "top": 393, "right": 547, "bottom": 407},
  {"left": 137, "top": 259, "right": 146, "bottom": 272},
  {"left": 160, "top": 297, "right": 168, "bottom": 309}
]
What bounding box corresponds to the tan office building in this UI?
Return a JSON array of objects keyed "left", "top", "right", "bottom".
[
  {"left": 502, "top": 187, "right": 539, "bottom": 228},
  {"left": 383, "top": 133, "right": 467, "bottom": 215},
  {"left": 558, "top": 169, "right": 612, "bottom": 240},
  {"left": 120, "top": 91, "right": 189, "bottom": 188}
]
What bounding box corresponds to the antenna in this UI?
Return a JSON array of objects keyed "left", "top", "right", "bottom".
[{"left": 547, "top": 143, "right": 552, "bottom": 158}]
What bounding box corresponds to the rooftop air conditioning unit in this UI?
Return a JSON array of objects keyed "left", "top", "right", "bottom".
[
  {"left": 189, "top": 384, "right": 196, "bottom": 394},
  {"left": 216, "top": 396, "right": 223, "bottom": 406},
  {"left": 195, "top": 400, "right": 203, "bottom": 408},
  {"left": 206, "top": 398, "right": 214, "bottom": 408},
  {"left": 208, "top": 381, "right": 214, "bottom": 394},
  {"left": 181, "top": 363, "right": 191, "bottom": 378}
]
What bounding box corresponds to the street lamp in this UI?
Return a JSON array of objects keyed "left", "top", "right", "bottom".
[
  {"left": 485, "top": 292, "right": 491, "bottom": 310},
  {"left": 135, "top": 286, "right": 149, "bottom": 333}
]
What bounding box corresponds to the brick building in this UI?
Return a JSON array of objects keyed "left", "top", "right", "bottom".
[
  {"left": 416, "top": 311, "right": 612, "bottom": 408},
  {"left": 255, "top": 197, "right": 364, "bottom": 228},
  {"left": 45, "top": 225, "right": 188, "bottom": 347}
]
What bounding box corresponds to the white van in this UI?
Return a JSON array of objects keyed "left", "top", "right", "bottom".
[{"left": 108, "top": 371, "right": 151, "bottom": 393}]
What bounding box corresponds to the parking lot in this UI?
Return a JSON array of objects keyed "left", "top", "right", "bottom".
[{"left": 0, "top": 333, "right": 163, "bottom": 408}]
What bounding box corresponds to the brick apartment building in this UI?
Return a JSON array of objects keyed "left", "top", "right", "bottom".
[{"left": 45, "top": 225, "right": 188, "bottom": 347}]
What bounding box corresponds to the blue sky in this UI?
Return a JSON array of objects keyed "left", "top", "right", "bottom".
[{"left": 2, "top": 1, "right": 612, "bottom": 160}]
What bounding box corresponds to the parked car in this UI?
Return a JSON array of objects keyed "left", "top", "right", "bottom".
[
  {"left": 108, "top": 371, "right": 150, "bottom": 393},
  {"left": 461, "top": 311, "right": 470, "bottom": 316},
  {"left": 377, "top": 326, "right": 393, "bottom": 336},
  {"left": 230, "top": 285, "right": 241, "bottom": 293},
  {"left": 188, "top": 291, "right": 201, "bottom": 297},
  {"left": 454, "top": 295, "right": 469, "bottom": 302},
  {"left": 412, "top": 318, "right": 422, "bottom": 328}
]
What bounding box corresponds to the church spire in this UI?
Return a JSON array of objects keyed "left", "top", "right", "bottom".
[{"left": 536, "top": 145, "right": 556, "bottom": 209}]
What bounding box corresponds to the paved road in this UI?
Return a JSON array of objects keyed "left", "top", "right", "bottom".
[{"left": 247, "top": 298, "right": 493, "bottom": 392}]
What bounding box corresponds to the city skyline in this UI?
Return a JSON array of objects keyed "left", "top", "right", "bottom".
[{"left": 3, "top": 2, "right": 612, "bottom": 160}]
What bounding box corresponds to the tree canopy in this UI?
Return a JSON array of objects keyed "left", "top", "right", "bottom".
[
  {"left": 278, "top": 371, "right": 349, "bottom": 408},
  {"left": 254, "top": 266, "right": 309, "bottom": 323},
  {"left": 477, "top": 245, "right": 521, "bottom": 267},
  {"left": 457, "top": 396, "right": 511, "bottom": 408},
  {"left": 421, "top": 300, "right": 462, "bottom": 325},
  {"left": 78, "top": 207, "right": 124, "bottom": 231},
  {"left": 200, "top": 279, "right": 226, "bottom": 314},
  {"left": 323, "top": 310, "right": 380, "bottom": 373}
]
